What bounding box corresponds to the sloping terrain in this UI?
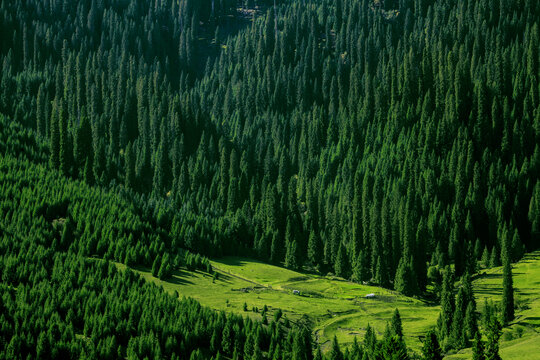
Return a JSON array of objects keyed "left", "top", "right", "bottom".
[
  {"left": 118, "top": 257, "right": 440, "bottom": 354},
  {"left": 117, "top": 252, "right": 540, "bottom": 357},
  {"left": 446, "top": 251, "right": 540, "bottom": 359}
]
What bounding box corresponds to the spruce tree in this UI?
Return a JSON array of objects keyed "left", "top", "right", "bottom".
[
  {"left": 485, "top": 318, "right": 502, "bottom": 360},
  {"left": 394, "top": 257, "right": 417, "bottom": 296},
  {"left": 390, "top": 309, "right": 403, "bottom": 340},
  {"left": 502, "top": 255, "right": 514, "bottom": 324},
  {"left": 352, "top": 250, "right": 370, "bottom": 283},
  {"left": 75, "top": 115, "right": 93, "bottom": 172},
  {"left": 285, "top": 220, "right": 299, "bottom": 270},
  {"left": 307, "top": 231, "right": 323, "bottom": 269},
  {"left": 364, "top": 324, "right": 377, "bottom": 355},
  {"left": 58, "top": 100, "right": 72, "bottom": 177},
  {"left": 472, "top": 332, "right": 485, "bottom": 360},
  {"left": 329, "top": 335, "right": 343, "bottom": 360},
  {"left": 152, "top": 255, "right": 161, "bottom": 277},
  {"left": 334, "top": 242, "right": 350, "bottom": 279},
  {"left": 439, "top": 267, "right": 455, "bottom": 340},
  {"left": 124, "top": 142, "right": 135, "bottom": 189},
  {"left": 421, "top": 330, "right": 443, "bottom": 360},
  {"left": 49, "top": 100, "right": 60, "bottom": 169},
  {"left": 375, "top": 256, "right": 390, "bottom": 288}
]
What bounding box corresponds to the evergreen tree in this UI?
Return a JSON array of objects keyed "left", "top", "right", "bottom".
[
  {"left": 152, "top": 255, "right": 161, "bottom": 277},
  {"left": 421, "top": 330, "right": 443, "bottom": 360},
  {"left": 285, "top": 221, "right": 300, "bottom": 270},
  {"left": 75, "top": 115, "right": 93, "bottom": 173},
  {"left": 472, "top": 332, "right": 485, "bottom": 360},
  {"left": 394, "top": 257, "right": 418, "bottom": 296},
  {"left": 485, "top": 318, "right": 502, "bottom": 360},
  {"left": 502, "top": 255, "right": 514, "bottom": 324},
  {"left": 49, "top": 100, "right": 60, "bottom": 169},
  {"left": 334, "top": 242, "right": 350, "bottom": 279},
  {"left": 328, "top": 336, "right": 344, "bottom": 360},
  {"left": 124, "top": 142, "right": 135, "bottom": 189},
  {"left": 364, "top": 324, "right": 377, "bottom": 355},
  {"left": 58, "top": 100, "right": 72, "bottom": 177},
  {"left": 352, "top": 250, "right": 370, "bottom": 283},
  {"left": 390, "top": 309, "right": 403, "bottom": 340},
  {"left": 307, "top": 231, "right": 323, "bottom": 268},
  {"left": 439, "top": 267, "right": 455, "bottom": 339}
]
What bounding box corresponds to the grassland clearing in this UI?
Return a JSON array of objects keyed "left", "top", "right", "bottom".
[
  {"left": 114, "top": 251, "right": 540, "bottom": 358},
  {"left": 116, "top": 257, "right": 439, "bottom": 353}
]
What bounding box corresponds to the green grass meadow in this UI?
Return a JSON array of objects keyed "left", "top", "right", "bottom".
[
  {"left": 116, "top": 257, "right": 440, "bottom": 354},
  {"left": 115, "top": 251, "right": 540, "bottom": 358}
]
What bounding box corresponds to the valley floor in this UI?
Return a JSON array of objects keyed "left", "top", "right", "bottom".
[{"left": 115, "top": 251, "right": 540, "bottom": 358}]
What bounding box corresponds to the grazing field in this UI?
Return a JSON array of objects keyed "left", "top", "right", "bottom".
[
  {"left": 446, "top": 251, "right": 540, "bottom": 360},
  {"left": 117, "top": 257, "right": 440, "bottom": 354},
  {"left": 116, "top": 251, "right": 540, "bottom": 357}
]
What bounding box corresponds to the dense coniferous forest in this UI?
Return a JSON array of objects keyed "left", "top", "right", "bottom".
[{"left": 0, "top": 0, "right": 539, "bottom": 358}]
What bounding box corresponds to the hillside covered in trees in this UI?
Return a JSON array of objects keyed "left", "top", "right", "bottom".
[{"left": 0, "top": 0, "right": 539, "bottom": 358}]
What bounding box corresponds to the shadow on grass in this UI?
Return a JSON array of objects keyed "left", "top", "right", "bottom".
[
  {"left": 167, "top": 271, "right": 195, "bottom": 286},
  {"left": 519, "top": 321, "right": 540, "bottom": 328},
  {"left": 522, "top": 253, "right": 540, "bottom": 260},
  {"left": 218, "top": 257, "right": 255, "bottom": 267},
  {"left": 475, "top": 286, "right": 502, "bottom": 295},
  {"left": 476, "top": 273, "right": 503, "bottom": 280}
]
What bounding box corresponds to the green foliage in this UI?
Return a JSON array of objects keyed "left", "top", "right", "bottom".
[
  {"left": 421, "top": 330, "right": 443, "bottom": 360},
  {"left": 502, "top": 256, "right": 515, "bottom": 324},
  {"left": 485, "top": 318, "right": 503, "bottom": 360},
  {"left": 390, "top": 309, "right": 403, "bottom": 340},
  {"left": 0, "top": 0, "right": 536, "bottom": 299},
  {"left": 472, "top": 332, "right": 485, "bottom": 360},
  {"left": 0, "top": 0, "right": 539, "bottom": 356}
]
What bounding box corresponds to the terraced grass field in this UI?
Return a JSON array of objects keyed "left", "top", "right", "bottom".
[
  {"left": 116, "top": 257, "right": 440, "bottom": 354},
  {"left": 116, "top": 251, "right": 540, "bottom": 358}
]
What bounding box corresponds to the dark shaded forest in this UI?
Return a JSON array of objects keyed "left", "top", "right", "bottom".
[{"left": 0, "top": 0, "right": 538, "bottom": 358}]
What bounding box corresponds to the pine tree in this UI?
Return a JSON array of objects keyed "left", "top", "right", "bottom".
[
  {"left": 421, "top": 330, "right": 443, "bottom": 360},
  {"left": 158, "top": 253, "right": 171, "bottom": 279},
  {"left": 58, "top": 100, "right": 72, "bottom": 177},
  {"left": 124, "top": 142, "right": 135, "bottom": 189},
  {"left": 75, "top": 115, "right": 93, "bottom": 173},
  {"left": 334, "top": 242, "right": 350, "bottom": 279},
  {"left": 485, "top": 318, "right": 502, "bottom": 360},
  {"left": 439, "top": 267, "right": 455, "bottom": 339},
  {"left": 285, "top": 221, "right": 300, "bottom": 270},
  {"left": 472, "top": 332, "right": 485, "bottom": 360},
  {"left": 49, "top": 99, "right": 60, "bottom": 169},
  {"left": 328, "top": 336, "right": 343, "bottom": 360},
  {"left": 529, "top": 182, "right": 540, "bottom": 245},
  {"left": 394, "top": 256, "right": 418, "bottom": 296},
  {"left": 364, "top": 324, "right": 377, "bottom": 355},
  {"left": 489, "top": 247, "right": 501, "bottom": 268},
  {"left": 152, "top": 255, "right": 161, "bottom": 277},
  {"left": 450, "top": 287, "right": 466, "bottom": 349},
  {"left": 307, "top": 231, "right": 323, "bottom": 268},
  {"left": 375, "top": 256, "right": 390, "bottom": 288},
  {"left": 390, "top": 309, "right": 403, "bottom": 340},
  {"left": 502, "top": 255, "right": 514, "bottom": 324},
  {"left": 481, "top": 247, "right": 490, "bottom": 268},
  {"left": 353, "top": 250, "right": 370, "bottom": 283},
  {"left": 465, "top": 301, "right": 479, "bottom": 340},
  {"left": 83, "top": 158, "right": 94, "bottom": 185}
]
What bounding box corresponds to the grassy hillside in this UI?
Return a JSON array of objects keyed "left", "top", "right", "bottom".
[
  {"left": 117, "top": 258, "right": 440, "bottom": 354},
  {"left": 446, "top": 251, "right": 540, "bottom": 359},
  {"left": 117, "top": 252, "right": 540, "bottom": 357}
]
